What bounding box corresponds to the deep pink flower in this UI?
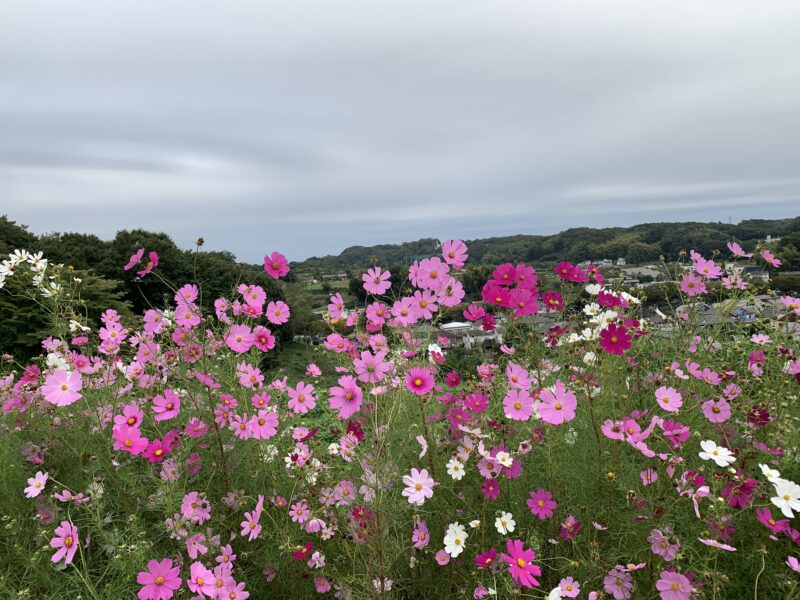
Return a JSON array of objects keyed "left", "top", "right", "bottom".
[
  {"left": 264, "top": 251, "right": 290, "bottom": 279},
  {"left": 137, "top": 558, "right": 182, "bottom": 600},
  {"left": 755, "top": 507, "right": 789, "bottom": 533},
  {"left": 113, "top": 423, "right": 149, "bottom": 455},
  {"left": 482, "top": 479, "right": 500, "bottom": 500},
  {"left": 50, "top": 520, "right": 79, "bottom": 565},
  {"left": 527, "top": 488, "right": 556, "bottom": 519},
  {"left": 187, "top": 562, "right": 215, "bottom": 597},
  {"left": 560, "top": 515, "right": 582, "bottom": 540},
  {"left": 599, "top": 324, "right": 632, "bottom": 355},
  {"left": 152, "top": 389, "right": 181, "bottom": 422},
  {"left": 475, "top": 548, "right": 497, "bottom": 569},
  {"left": 500, "top": 539, "right": 541, "bottom": 588},
  {"left": 405, "top": 367, "right": 434, "bottom": 395}
]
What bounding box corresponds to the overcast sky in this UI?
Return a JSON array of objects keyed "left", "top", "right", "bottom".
[{"left": 2, "top": 1, "right": 799, "bottom": 262}]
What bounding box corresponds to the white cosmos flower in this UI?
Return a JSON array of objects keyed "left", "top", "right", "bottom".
[
  {"left": 469, "top": 520, "right": 481, "bottom": 529},
  {"left": 759, "top": 464, "right": 781, "bottom": 484},
  {"left": 495, "top": 512, "right": 515, "bottom": 535},
  {"left": 583, "top": 302, "right": 601, "bottom": 316},
  {"left": 699, "top": 440, "right": 736, "bottom": 467},
  {"left": 443, "top": 522, "right": 467, "bottom": 557},
  {"left": 495, "top": 451, "right": 513, "bottom": 469},
  {"left": 446, "top": 459, "right": 465, "bottom": 481},
  {"left": 547, "top": 588, "right": 563, "bottom": 600},
  {"left": 771, "top": 479, "right": 800, "bottom": 518}
]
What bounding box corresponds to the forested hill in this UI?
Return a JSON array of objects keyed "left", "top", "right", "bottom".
[{"left": 296, "top": 217, "right": 800, "bottom": 271}]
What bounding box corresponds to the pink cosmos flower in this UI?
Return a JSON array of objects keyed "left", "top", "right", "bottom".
[
  {"left": 475, "top": 548, "right": 497, "bottom": 569},
  {"left": 680, "top": 273, "right": 706, "bottom": 297},
  {"left": 787, "top": 556, "right": 800, "bottom": 573},
  {"left": 181, "top": 491, "right": 212, "bottom": 524},
  {"left": 503, "top": 389, "right": 534, "bottom": 421},
  {"left": 505, "top": 362, "right": 531, "bottom": 390},
  {"left": 405, "top": 367, "right": 434, "bottom": 395},
  {"left": 113, "top": 422, "right": 149, "bottom": 455},
  {"left": 225, "top": 325, "right": 255, "bottom": 353},
  {"left": 353, "top": 350, "right": 393, "bottom": 383},
  {"left": 328, "top": 375, "right": 363, "bottom": 419},
  {"left": 137, "top": 251, "right": 159, "bottom": 277},
  {"left": 656, "top": 571, "right": 691, "bottom": 600},
  {"left": 527, "top": 488, "right": 556, "bottom": 519},
  {"left": 50, "top": 520, "right": 79, "bottom": 565},
  {"left": 249, "top": 410, "right": 279, "bottom": 439},
  {"left": 482, "top": 479, "right": 500, "bottom": 500},
  {"left": 761, "top": 249, "right": 781, "bottom": 268},
  {"left": 755, "top": 507, "right": 789, "bottom": 533},
  {"left": 288, "top": 381, "right": 316, "bottom": 414},
  {"left": 640, "top": 468, "right": 658, "bottom": 486},
  {"left": 727, "top": 241, "right": 753, "bottom": 258},
  {"left": 41, "top": 369, "right": 83, "bottom": 406},
  {"left": 264, "top": 251, "right": 290, "bottom": 279},
  {"left": 655, "top": 386, "right": 683, "bottom": 413},
  {"left": 501, "top": 539, "right": 541, "bottom": 589},
  {"left": 363, "top": 266, "right": 392, "bottom": 295},
  {"left": 124, "top": 247, "right": 145, "bottom": 271},
  {"left": 463, "top": 303, "right": 486, "bottom": 321},
  {"left": 649, "top": 529, "right": 680, "bottom": 561},
  {"left": 252, "top": 326, "right": 275, "bottom": 352},
  {"left": 698, "top": 537, "right": 736, "bottom": 551},
  {"left": 241, "top": 508, "right": 263, "bottom": 541},
  {"left": 538, "top": 380, "right": 577, "bottom": 425},
  {"left": 136, "top": 558, "right": 182, "bottom": 600},
  {"left": 560, "top": 515, "right": 582, "bottom": 540},
  {"left": 416, "top": 257, "right": 450, "bottom": 290},
  {"left": 402, "top": 468, "right": 435, "bottom": 506},
  {"left": 24, "top": 471, "right": 48, "bottom": 498},
  {"left": 599, "top": 324, "right": 632, "bottom": 355},
  {"left": 152, "top": 389, "right": 181, "bottom": 422},
  {"left": 391, "top": 297, "right": 418, "bottom": 327},
  {"left": 559, "top": 576, "right": 581, "bottom": 598},
  {"left": 265, "top": 300, "right": 290, "bottom": 325},
  {"left": 187, "top": 562, "right": 215, "bottom": 597},
  {"left": 603, "top": 566, "right": 633, "bottom": 600},
  {"left": 441, "top": 239, "right": 468, "bottom": 269},
  {"left": 701, "top": 398, "right": 731, "bottom": 423},
  {"left": 328, "top": 293, "right": 346, "bottom": 320}
]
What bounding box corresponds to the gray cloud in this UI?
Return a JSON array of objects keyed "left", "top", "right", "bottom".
[{"left": 1, "top": 0, "right": 799, "bottom": 261}]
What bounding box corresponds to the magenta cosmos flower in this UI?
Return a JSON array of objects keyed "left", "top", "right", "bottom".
[
  {"left": 401, "top": 468, "right": 435, "bottom": 506},
  {"left": 50, "top": 520, "right": 79, "bottom": 565},
  {"left": 501, "top": 539, "right": 541, "bottom": 589},
  {"left": 362, "top": 266, "right": 392, "bottom": 295},
  {"left": 527, "top": 488, "right": 557, "bottom": 519},
  {"left": 405, "top": 367, "right": 434, "bottom": 395},
  {"left": 503, "top": 389, "right": 534, "bottom": 421},
  {"left": 137, "top": 558, "right": 183, "bottom": 600},
  {"left": 263, "top": 251, "right": 290, "bottom": 279},
  {"left": 599, "top": 324, "right": 632, "bottom": 355},
  {"left": 328, "top": 375, "right": 363, "bottom": 419},
  {"left": 41, "top": 369, "right": 83, "bottom": 406},
  {"left": 701, "top": 398, "right": 731, "bottom": 423},
  {"left": 655, "top": 386, "right": 683, "bottom": 413},
  {"left": 538, "top": 380, "right": 577, "bottom": 425},
  {"left": 656, "top": 570, "right": 691, "bottom": 600},
  {"left": 123, "top": 247, "right": 145, "bottom": 271}
]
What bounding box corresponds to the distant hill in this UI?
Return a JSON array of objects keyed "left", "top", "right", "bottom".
[{"left": 294, "top": 217, "right": 800, "bottom": 272}]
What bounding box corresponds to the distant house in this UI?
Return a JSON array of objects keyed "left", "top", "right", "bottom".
[
  {"left": 438, "top": 321, "right": 502, "bottom": 350},
  {"left": 616, "top": 257, "right": 627, "bottom": 266}
]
